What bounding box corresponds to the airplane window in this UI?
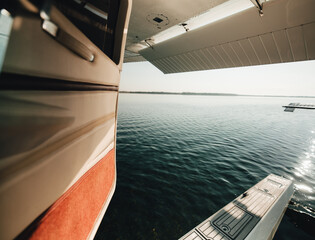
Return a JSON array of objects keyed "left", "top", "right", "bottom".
[{"left": 55, "top": 0, "right": 120, "bottom": 60}]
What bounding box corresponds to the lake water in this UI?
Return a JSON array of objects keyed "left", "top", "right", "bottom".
[{"left": 95, "top": 93, "right": 315, "bottom": 240}]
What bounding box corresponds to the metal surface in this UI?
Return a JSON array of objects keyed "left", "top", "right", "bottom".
[
  {"left": 126, "top": 0, "right": 228, "bottom": 45},
  {"left": 0, "top": 0, "right": 131, "bottom": 238},
  {"left": 42, "top": 20, "right": 58, "bottom": 37},
  {"left": 124, "top": 0, "right": 229, "bottom": 62},
  {"left": 42, "top": 19, "right": 95, "bottom": 62},
  {"left": 0, "top": 73, "right": 119, "bottom": 91},
  {"left": 139, "top": 0, "right": 315, "bottom": 73},
  {"left": 180, "top": 174, "right": 293, "bottom": 240},
  {"left": 0, "top": 9, "right": 13, "bottom": 71}
]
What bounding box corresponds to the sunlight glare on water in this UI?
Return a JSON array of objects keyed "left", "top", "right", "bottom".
[{"left": 96, "top": 94, "right": 315, "bottom": 240}]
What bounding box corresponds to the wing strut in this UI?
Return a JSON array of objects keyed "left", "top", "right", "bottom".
[{"left": 250, "top": 0, "right": 264, "bottom": 16}]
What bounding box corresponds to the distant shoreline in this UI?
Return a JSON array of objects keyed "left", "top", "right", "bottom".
[{"left": 119, "top": 91, "right": 315, "bottom": 98}]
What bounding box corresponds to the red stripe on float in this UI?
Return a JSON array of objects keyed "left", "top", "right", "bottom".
[{"left": 19, "top": 148, "right": 116, "bottom": 240}]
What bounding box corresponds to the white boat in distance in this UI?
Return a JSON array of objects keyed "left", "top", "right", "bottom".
[{"left": 0, "top": 0, "right": 314, "bottom": 239}]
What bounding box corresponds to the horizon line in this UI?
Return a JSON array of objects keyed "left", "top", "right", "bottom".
[{"left": 119, "top": 91, "right": 315, "bottom": 98}]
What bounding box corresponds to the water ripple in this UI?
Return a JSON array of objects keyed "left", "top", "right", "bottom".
[{"left": 96, "top": 94, "right": 315, "bottom": 240}]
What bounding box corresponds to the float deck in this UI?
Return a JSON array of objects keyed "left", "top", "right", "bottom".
[{"left": 179, "top": 174, "right": 293, "bottom": 240}]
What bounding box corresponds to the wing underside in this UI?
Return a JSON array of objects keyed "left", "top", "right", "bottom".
[{"left": 125, "top": 0, "right": 315, "bottom": 74}]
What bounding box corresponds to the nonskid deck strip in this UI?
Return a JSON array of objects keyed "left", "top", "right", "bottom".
[{"left": 179, "top": 174, "right": 293, "bottom": 240}]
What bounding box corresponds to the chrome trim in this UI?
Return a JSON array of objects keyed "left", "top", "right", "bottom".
[{"left": 42, "top": 20, "right": 58, "bottom": 37}]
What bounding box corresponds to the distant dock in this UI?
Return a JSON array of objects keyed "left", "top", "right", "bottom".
[{"left": 283, "top": 103, "right": 315, "bottom": 112}]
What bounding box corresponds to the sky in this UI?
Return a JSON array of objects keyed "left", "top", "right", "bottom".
[{"left": 120, "top": 60, "right": 315, "bottom": 96}]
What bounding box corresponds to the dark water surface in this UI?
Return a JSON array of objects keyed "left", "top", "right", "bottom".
[{"left": 95, "top": 94, "right": 315, "bottom": 240}]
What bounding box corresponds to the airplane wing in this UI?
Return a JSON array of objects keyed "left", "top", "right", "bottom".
[{"left": 124, "top": 0, "right": 315, "bottom": 74}]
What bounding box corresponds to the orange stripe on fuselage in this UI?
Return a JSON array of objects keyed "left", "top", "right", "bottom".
[{"left": 20, "top": 148, "right": 115, "bottom": 240}]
